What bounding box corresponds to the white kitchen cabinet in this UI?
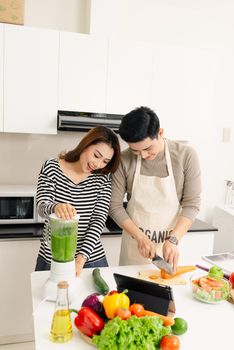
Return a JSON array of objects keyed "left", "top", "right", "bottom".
[
  {"left": 4, "top": 24, "right": 59, "bottom": 134},
  {"left": 0, "top": 238, "right": 40, "bottom": 345},
  {"left": 213, "top": 205, "right": 234, "bottom": 254},
  {"left": 101, "top": 235, "right": 121, "bottom": 267},
  {"left": 151, "top": 46, "right": 217, "bottom": 140},
  {"left": 59, "top": 32, "right": 108, "bottom": 113},
  {"left": 106, "top": 39, "right": 153, "bottom": 115},
  {"left": 0, "top": 24, "right": 3, "bottom": 132}
]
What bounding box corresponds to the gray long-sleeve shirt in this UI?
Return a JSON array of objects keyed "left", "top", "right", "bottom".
[{"left": 109, "top": 139, "right": 201, "bottom": 227}]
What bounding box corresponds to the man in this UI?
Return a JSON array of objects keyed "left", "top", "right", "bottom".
[{"left": 109, "top": 106, "right": 201, "bottom": 271}]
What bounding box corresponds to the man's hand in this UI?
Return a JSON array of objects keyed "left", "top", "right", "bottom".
[
  {"left": 75, "top": 254, "right": 87, "bottom": 276},
  {"left": 137, "top": 234, "right": 156, "bottom": 259},
  {"left": 163, "top": 240, "right": 179, "bottom": 273},
  {"left": 54, "top": 203, "right": 77, "bottom": 220},
  {"left": 121, "top": 218, "right": 156, "bottom": 259}
]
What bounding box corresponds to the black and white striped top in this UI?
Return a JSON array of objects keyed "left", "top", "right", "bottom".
[{"left": 36, "top": 158, "right": 112, "bottom": 264}]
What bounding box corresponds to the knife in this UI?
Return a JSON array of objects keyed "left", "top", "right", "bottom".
[{"left": 152, "top": 255, "right": 174, "bottom": 275}]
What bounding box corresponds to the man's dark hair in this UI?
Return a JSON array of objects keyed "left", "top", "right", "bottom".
[{"left": 119, "top": 106, "right": 160, "bottom": 142}]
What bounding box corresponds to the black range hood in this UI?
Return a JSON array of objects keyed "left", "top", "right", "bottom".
[{"left": 57, "top": 110, "right": 123, "bottom": 132}]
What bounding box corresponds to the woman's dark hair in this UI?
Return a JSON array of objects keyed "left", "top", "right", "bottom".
[
  {"left": 119, "top": 106, "right": 160, "bottom": 142},
  {"left": 59, "top": 126, "right": 121, "bottom": 174}
]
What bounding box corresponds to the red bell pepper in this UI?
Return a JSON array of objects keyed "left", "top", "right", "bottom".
[
  {"left": 72, "top": 306, "right": 104, "bottom": 337},
  {"left": 108, "top": 290, "right": 118, "bottom": 295}
]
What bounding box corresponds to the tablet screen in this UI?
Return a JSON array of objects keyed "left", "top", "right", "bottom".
[{"left": 113, "top": 273, "right": 175, "bottom": 316}]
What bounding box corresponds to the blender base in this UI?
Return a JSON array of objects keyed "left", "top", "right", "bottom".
[{"left": 43, "top": 260, "right": 77, "bottom": 302}]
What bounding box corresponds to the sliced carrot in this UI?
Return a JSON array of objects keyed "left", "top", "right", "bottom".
[
  {"left": 149, "top": 274, "right": 158, "bottom": 280},
  {"left": 161, "top": 265, "right": 196, "bottom": 279},
  {"left": 141, "top": 310, "right": 175, "bottom": 326}
]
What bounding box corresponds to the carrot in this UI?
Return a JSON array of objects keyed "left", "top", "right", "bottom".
[
  {"left": 141, "top": 309, "right": 175, "bottom": 326},
  {"left": 129, "top": 303, "right": 174, "bottom": 326},
  {"left": 161, "top": 265, "right": 196, "bottom": 279},
  {"left": 149, "top": 274, "right": 158, "bottom": 280}
]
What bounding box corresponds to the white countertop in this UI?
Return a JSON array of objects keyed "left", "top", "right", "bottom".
[
  {"left": 215, "top": 204, "right": 234, "bottom": 216},
  {"left": 31, "top": 262, "right": 234, "bottom": 350}
]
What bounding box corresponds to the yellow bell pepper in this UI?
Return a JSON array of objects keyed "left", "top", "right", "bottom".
[{"left": 103, "top": 290, "right": 130, "bottom": 319}]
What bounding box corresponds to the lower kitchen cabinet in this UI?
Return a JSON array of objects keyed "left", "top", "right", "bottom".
[
  {"left": 101, "top": 235, "right": 121, "bottom": 267},
  {"left": 213, "top": 205, "right": 234, "bottom": 254},
  {"left": 0, "top": 239, "right": 40, "bottom": 345}
]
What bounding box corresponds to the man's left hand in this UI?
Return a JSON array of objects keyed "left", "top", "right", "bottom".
[{"left": 162, "top": 240, "right": 179, "bottom": 273}]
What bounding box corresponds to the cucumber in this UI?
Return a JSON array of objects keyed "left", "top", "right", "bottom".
[{"left": 92, "top": 268, "right": 110, "bottom": 295}]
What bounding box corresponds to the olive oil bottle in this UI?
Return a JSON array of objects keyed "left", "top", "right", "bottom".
[{"left": 49, "top": 281, "right": 72, "bottom": 343}]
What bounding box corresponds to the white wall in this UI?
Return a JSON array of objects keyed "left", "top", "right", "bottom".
[
  {"left": 0, "top": 132, "right": 83, "bottom": 186},
  {"left": 0, "top": 132, "right": 125, "bottom": 186}
]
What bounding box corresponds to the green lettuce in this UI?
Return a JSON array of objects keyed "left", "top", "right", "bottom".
[{"left": 92, "top": 316, "right": 171, "bottom": 350}]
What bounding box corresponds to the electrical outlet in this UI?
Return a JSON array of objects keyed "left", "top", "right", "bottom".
[{"left": 222, "top": 128, "right": 231, "bottom": 143}]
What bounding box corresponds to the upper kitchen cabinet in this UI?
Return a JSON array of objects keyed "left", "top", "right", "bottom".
[
  {"left": 106, "top": 39, "right": 153, "bottom": 115},
  {"left": 151, "top": 45, "right": 217, "bottom": 141},
  {"left": 4, "top": 25, "right": 59, "bottom": 134},
  {"left": 59, "top": 32, "right": 108, "bottom": 113},
  {"left": 0, "top": 24, "right": 3, "bottom": 132}
]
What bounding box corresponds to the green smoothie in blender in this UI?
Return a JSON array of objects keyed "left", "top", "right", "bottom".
[{"left": 50, "top": 215, "right": 78, "bottom": 262}]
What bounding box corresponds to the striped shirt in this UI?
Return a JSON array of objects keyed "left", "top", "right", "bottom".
[{"left": 36, "top": 158, "right": 112, "bottom": 264}]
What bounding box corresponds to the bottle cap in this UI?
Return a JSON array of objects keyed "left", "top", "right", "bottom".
[{"left": 57, "top": 281, "right": 69, "bottom": 289}]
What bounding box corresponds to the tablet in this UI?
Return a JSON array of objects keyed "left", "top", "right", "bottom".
[{"left": 113, "top": 273, "right": 175, "bottom": 316}]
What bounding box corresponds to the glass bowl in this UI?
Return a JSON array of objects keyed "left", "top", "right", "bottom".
[{"left": 190, "top": 272, "right": 231, "bottom": 304}]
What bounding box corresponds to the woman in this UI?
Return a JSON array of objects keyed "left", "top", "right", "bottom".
[{"left": 35, "top": 126, "right": 120, "bottom": 276}]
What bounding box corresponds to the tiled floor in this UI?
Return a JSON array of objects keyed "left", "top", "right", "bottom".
[{"left": 0, "top": 342, "right": 35, "bottom": 350}]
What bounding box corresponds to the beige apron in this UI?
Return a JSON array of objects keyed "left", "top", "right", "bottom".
[{"left": 119, "top": 140, "right": 180, "bottom": 266}]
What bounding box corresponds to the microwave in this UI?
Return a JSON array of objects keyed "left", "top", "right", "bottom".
[{"left": 0, "top": 185, "right": 44, "bottom": 224}]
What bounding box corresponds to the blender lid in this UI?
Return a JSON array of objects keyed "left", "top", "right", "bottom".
[{"left": 49, "top": 213, "right": 80, "bottom": 222}]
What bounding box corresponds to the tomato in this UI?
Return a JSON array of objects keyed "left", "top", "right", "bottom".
[
  {"left": 129, "top": 304, "right": 144, "bottom": 317},
  {"left": 171, "top": 317, "right": 188, "bottom": 335},
  {"left": 229, "top": 272, "right": 234, "bottom": 289},
  {"left": 115, "top": 307, "right": 131, "bottom": 320},
  {"left": 160, "top": 335, "right": 180, "bottom": 350},
  {"left": 215, "top": 291, "right": 222, "bottom": 299},
  {"left": 108, "top": 290, "right": 118, "bottom": 295}
]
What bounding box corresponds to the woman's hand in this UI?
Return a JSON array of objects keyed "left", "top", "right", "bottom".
[
  {"left": 75, "top": 254, "right": 87, "bottom": 276},
  {"left": 54, "top": 203, "right": 77, "bottom": 220},
  {"left": 163, "top": 240, "right": 179, "bottom": 273}
]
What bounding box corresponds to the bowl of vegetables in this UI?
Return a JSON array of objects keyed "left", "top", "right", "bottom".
[{"left": 190, "top": 272, "right": 231, "bottom": 304}]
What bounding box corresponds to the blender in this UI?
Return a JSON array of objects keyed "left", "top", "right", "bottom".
[{"left": 43, "top": 213, "right": 79, "bottom": 301}]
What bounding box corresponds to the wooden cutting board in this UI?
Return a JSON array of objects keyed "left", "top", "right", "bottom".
[
  {"left": 138, "top": 269, "right": 187, "bottom": 286},
  {"left": 228, "top": 289, "right": 234, "bottom": 304},
  {"left": 79, "top": 331, "right": 95, "bottom": 347}
]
